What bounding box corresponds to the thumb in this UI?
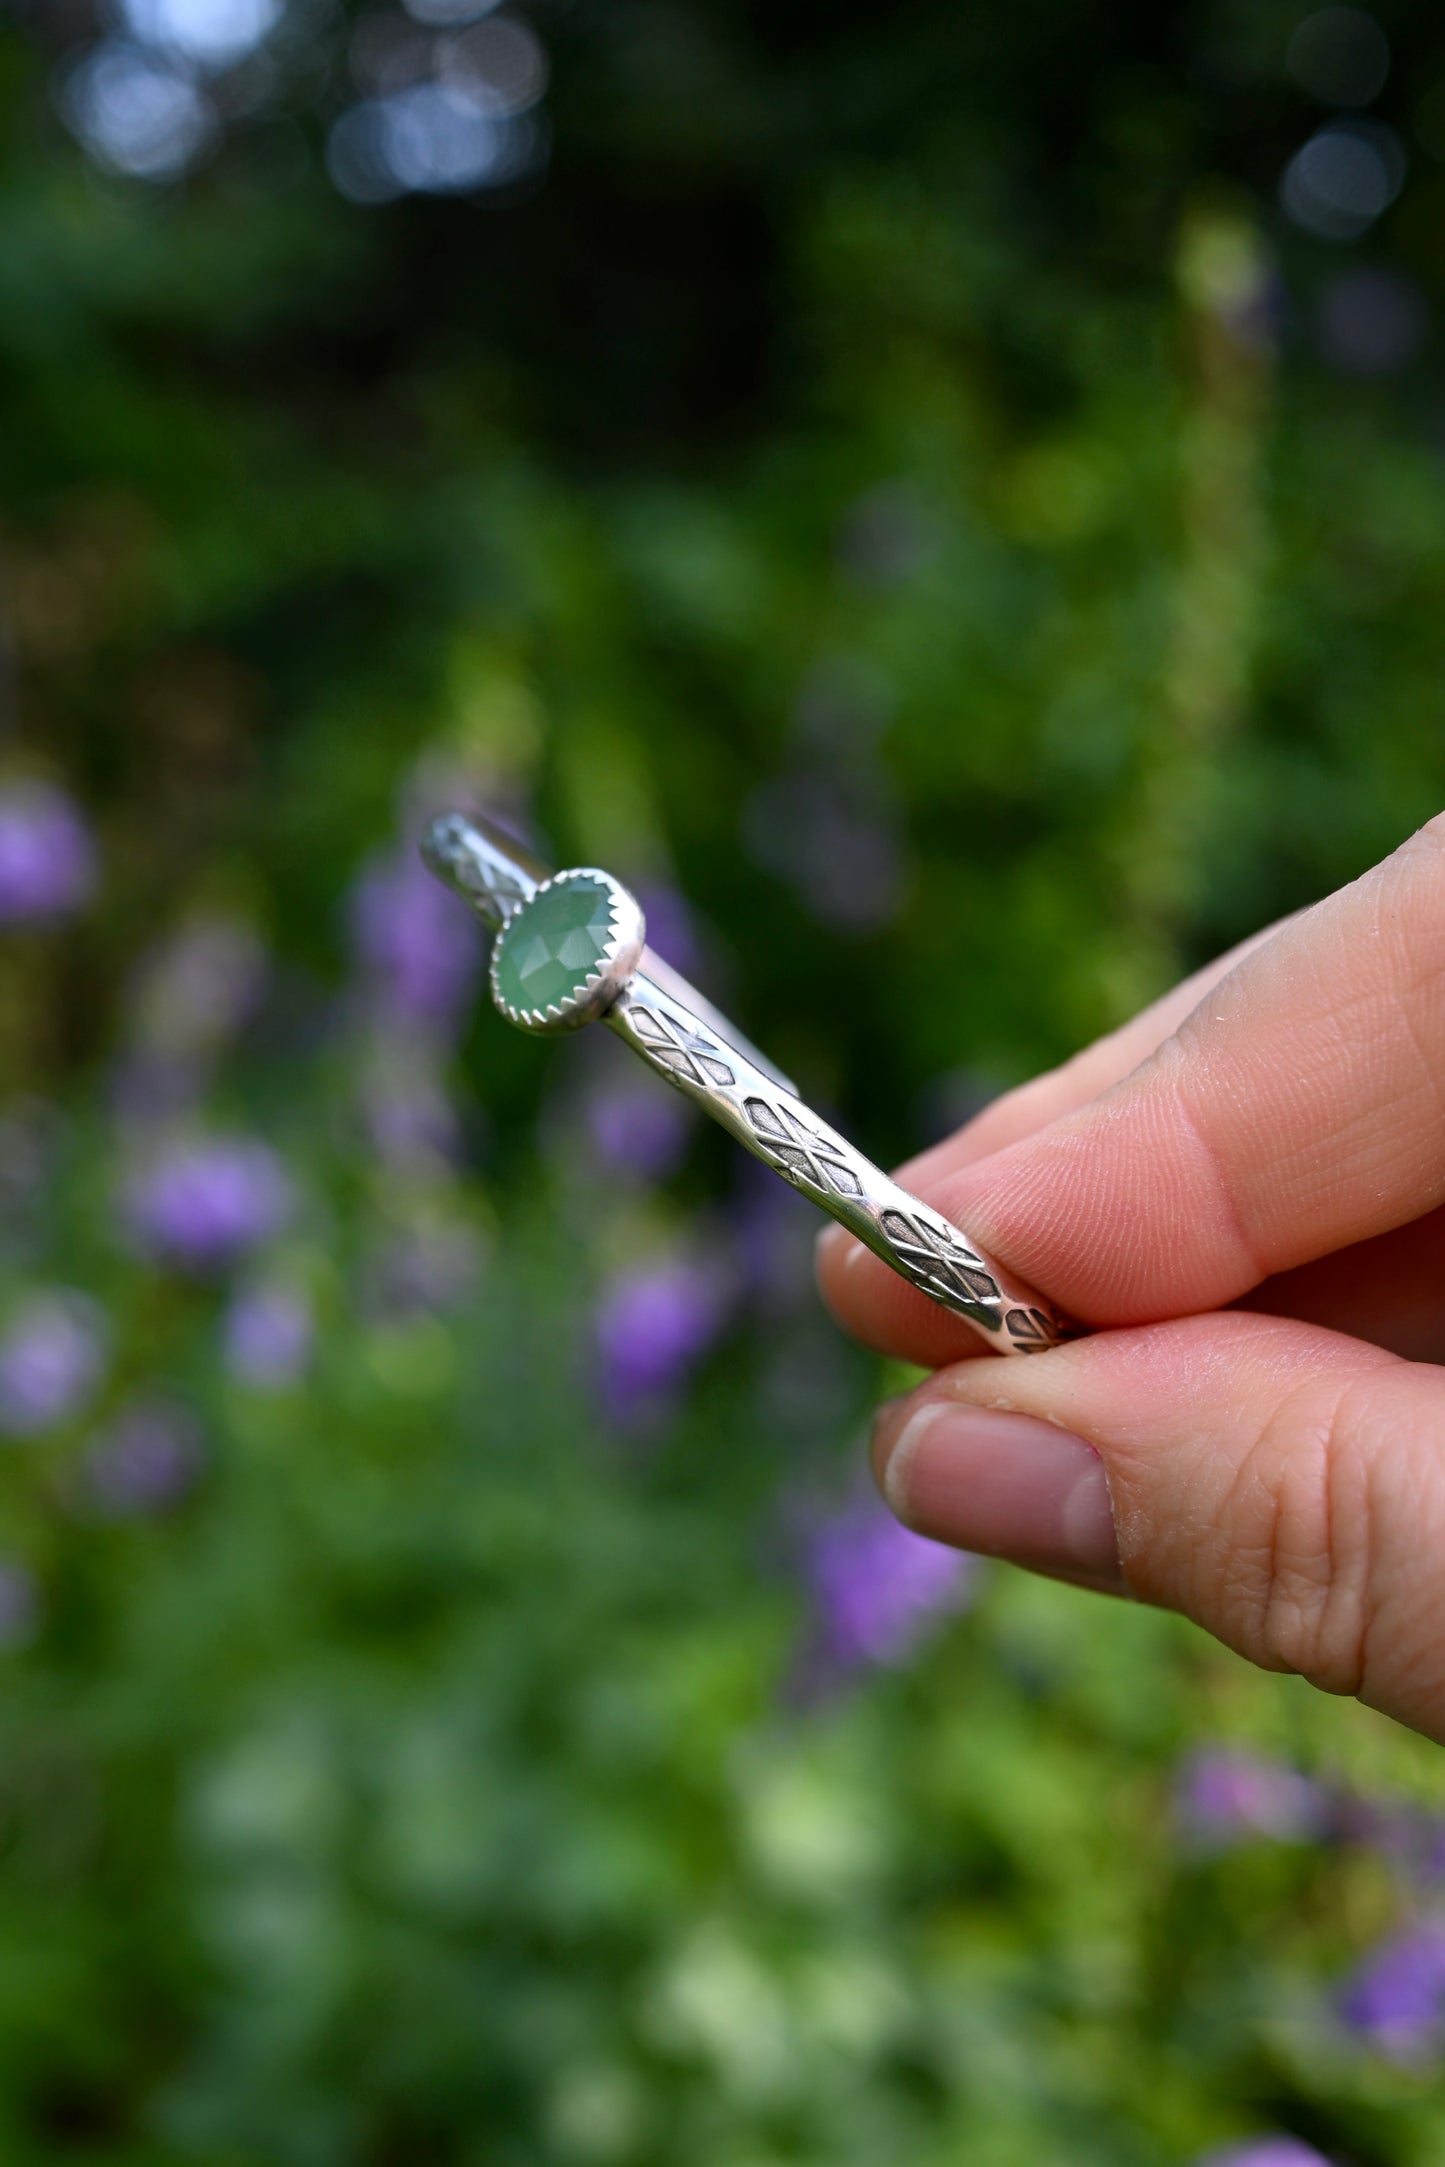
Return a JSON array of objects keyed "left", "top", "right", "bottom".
[{"left": 870, "top": 1313, "right": 1445, "bottom": 1744}]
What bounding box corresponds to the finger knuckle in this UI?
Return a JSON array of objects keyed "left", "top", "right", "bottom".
[{"left": 1233, "top": 1375, "right": 1376, "bottom": 1698}]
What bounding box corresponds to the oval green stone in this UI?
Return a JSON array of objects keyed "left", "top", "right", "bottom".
[{"left": 494, "top": 875, "right": 617, "bottom": 1015}]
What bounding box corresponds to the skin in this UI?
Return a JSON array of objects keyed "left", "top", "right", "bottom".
[{"left": 815, "top": 811, "right": 1445, "bottom": 1746}]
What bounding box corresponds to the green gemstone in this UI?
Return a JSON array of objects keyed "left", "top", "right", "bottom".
[{"left": 494, "top": 875, "right": 617, "bottom": 1016}]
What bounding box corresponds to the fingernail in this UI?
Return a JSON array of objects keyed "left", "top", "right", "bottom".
[{"left": 872, "top": 1400, "right": 1123, "bottom": 1587}]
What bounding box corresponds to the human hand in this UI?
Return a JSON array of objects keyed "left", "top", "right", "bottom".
[{"left": 816, "top": 816, "right": 1445, "bottom": 1744}]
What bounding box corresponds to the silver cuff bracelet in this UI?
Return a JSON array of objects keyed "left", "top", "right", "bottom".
[{"left": 422, "top": 812, "right": 1072, "bottom": 1356}]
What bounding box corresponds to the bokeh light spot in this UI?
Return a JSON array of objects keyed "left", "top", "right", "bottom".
[
  {"left": 119, "top": 0, "right": 281, "bottom": 71},
  {"left": 435, "top": 16, "right": 547, "bottom": 115},
  {"left": 1280, "top": 120, "right": 1405, "bottom": 237},
  {"left": 61, "top": 40, "right": 216, "bottom": 178}
]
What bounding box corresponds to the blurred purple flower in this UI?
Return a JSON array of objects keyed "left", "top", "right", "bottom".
[
  {"left": 0, "top": 782, "right": 97, "bottom": 925},
  {"left": 124, "top": 1136, "right": 292, "bottom": 1271},
  {"left": 1341, "top": 1922, "right": 1445, "bottom": 2065},
  {"left": 595, "top": 1254, "right": 732, "bottom": 1429},
  {"left": 805, "top": 1486, "right": 976, "bottom": 1670},
  {"left": 224, "top": 1281, "right": 313, "bottom": 1390},
  {"left": 84, "top": 1400, "right": 204, "bottom": 1517},
  {"left": 585, "top": 1075, "right": 693, "bottom": 1181},
  {"left": 1196, "top": 2141, "right": 1335, "bottom": 2167},
  {"left": 0, "top": 1289, "right": 108, "bottom": 1437},
  {"left": 1175, "top": 1748, "right": 1327, "bottom": 1853},
  {"left": 350, "top": 846, "right": 481, "bottom": 1035},
  {"left": 1328, "top": 1793, "right": 1445, "bottom": 1885},
  {"left": 0, "top": 1559, "right": 39, "bottom": 1648}
]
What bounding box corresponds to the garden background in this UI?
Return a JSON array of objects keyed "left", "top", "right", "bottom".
[{"left": 2, "top": 0, "right": 1445, "bottom": 2160}]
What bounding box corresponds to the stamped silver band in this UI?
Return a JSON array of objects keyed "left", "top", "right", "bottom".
[{"left": 422, "top": 812, "right": 1073, "bottom": 1356}]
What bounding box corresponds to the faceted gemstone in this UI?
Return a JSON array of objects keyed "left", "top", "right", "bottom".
[{"left": 494, "top": 875, "right": 617, "bottom": 1015}]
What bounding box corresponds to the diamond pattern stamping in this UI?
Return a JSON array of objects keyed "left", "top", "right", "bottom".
[
  {"left": 629, "top": 1005, "right": 738, "bottom": 1089},
  {"left": 876, "top": 1207, "right": 1002, "bottom": 1316},
  {"left": 743, "top": 1097, "right": 865, "bottom": 1197}
]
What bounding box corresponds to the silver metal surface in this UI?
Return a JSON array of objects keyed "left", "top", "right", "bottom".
[
  {"left": 422, "top": 811, "right": 1072, "bottom": 1356},
  {"left": 422, "top": 811, "right": 550, "bottom": 928}
]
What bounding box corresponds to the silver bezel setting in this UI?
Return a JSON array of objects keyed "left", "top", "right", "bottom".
[{"left": 489, "top": 867, "right": 646, "bottom": 1035}]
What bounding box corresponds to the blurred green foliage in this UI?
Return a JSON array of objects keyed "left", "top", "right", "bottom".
[{"left": 2, "top": 1, "right": 1445, "bottom": 2161}]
